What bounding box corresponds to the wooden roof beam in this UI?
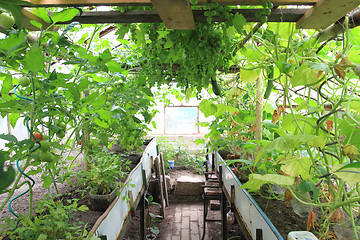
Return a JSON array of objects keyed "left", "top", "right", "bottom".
[
  {"left": 22, "top": 0, "right": 317, "bottom": 7},
  {"left": 296, "top": 0, "right": 360, "bottom": 29},
  {"left": 151, "top": 0, "right": 195, "bottom": 29},
  {"left": 58, "top": 8, "right": 307, "bottom": 25}
]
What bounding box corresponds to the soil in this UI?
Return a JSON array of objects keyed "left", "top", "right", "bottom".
[
  {"left": 221, "top": 153, "right": 309, "bottom": 239},
  {"left": 251, "top": 194, "right": 307, "bottom": 239},
  {"left": 0, "top": 147, "right": 141, "bottom": 237}
]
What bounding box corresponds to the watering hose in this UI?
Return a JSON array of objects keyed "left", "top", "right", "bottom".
[{"left": 8, "top": 84, "right": 38, "bottom": 218}]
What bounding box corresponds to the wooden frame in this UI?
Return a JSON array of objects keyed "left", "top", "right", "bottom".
[
  {"left": 20, "top": 0, "right": 359, "bottom": 29},
  {"left": 23, "top": 0, "right": 317, "bottom": 7}
]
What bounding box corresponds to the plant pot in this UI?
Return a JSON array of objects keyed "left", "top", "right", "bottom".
[
  {"left": 89, "top": 188, "right": 117, "bottom": 212},
  {"left": 168, "top": 160, "right": 174, "bottom": 169}
]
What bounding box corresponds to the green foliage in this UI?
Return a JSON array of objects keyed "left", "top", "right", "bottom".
[
  {"left": 157, "top": 136, "right": 205, "bottom": 174},
  {"left": 1, "top": 196, "right": 94, "bottom": 239},
  {"left": 0, "top": 151, "right": 15, "bottom": 193},
  {"left": 79, "top": 151, "right": 130, "bottom": 195}
]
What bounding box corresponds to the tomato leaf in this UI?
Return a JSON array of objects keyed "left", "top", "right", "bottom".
[
  {"left": 30, "top": 8, "right": 52, "bottom": 23},
  {"left": 1, "top": 75, "right": 13, "bottom": 94},
  {"left": 0, "top": 134, "right": 18, "bottom": 142},
  {"left": 0, "top": 151, "right": 15, "bottom": 192},
  {"left": 24, "top": 46, "right": 45, "bottom": 73},
  {"left": 50, "top": 8, "right": 80, "bottom": 24},
  {"left": 94, "top": 117, "right": 109, "bottom": 128}
]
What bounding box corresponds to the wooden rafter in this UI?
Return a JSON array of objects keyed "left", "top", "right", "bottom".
[
  {"left": 59, "top": 8, "right": 307, "bottom": 24},
  {"left": 22, "top": 0, "right": 317, "bottom": 7},
  {"left": 151, "top": 0, "right": 195, "bottom": 29},
  {"left": 296, "top": 0, "right": 360, "bottom": 29}
]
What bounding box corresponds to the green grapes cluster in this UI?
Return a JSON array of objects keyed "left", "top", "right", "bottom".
[{"left": 255, "top": 0, "right": 274, "bottom": 23}]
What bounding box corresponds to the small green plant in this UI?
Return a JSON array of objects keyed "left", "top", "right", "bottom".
[
  {"left": 1, "top": 195, "right": 97, "bottom": 239},
  {"left": 145, "top": 195, "right": 162, "bottom": 238},
  {"left": 157, "top": 136, "right": 205, "bottom": 174},
  {"left": 79, "top": 151, "right": 130, "bottom": 195}
]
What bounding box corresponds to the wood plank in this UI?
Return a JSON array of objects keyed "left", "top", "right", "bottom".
[
  {"left": 21, "top": 9, "right": 53, "bottom": 31},
  {"left": 154, "top": 156, "right": 166, "bottom": 218},
  {"left": 159, "top": 153, "right": 169, "bottom": 207},
  {"left": 22, "top": 0, "right": 317, "bottom": 7},
  {"left": 151, "top": 0, "right": 195, "bottom": 29},
  {"left": 296, "top": 0, "right": 360, "bottom": 29},
  {"left": 60, "top": 8, "right": 307, "bottom": 24}
]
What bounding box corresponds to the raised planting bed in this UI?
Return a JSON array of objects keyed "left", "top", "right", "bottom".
[
  {"left": 90, "top": 137, "right": 158, "bottom": 239},
  {"left": 209, "top": 151, "right": 321, "bottom": 240}
]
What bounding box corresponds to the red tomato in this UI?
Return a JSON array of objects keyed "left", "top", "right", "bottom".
[{"left": 32, "top": 132, "right": 43, "bottom": 141}]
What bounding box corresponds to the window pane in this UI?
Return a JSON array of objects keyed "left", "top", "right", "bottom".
[{"left": 165, "top": 107, "right": 198, "bottom": 134}]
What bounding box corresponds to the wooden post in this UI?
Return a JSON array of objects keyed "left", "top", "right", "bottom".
[
  {"left": 159, "top": 153, "right": 169, "bottom": 207},
  {"left": 154, "top": 156, "right": 166, "bottom": 218},
  {"left": 219, "top": 166, "right": 227, "bottom": 240},
  {"left": 140, "top": 194, "right": 145, "bottom": 240},
  {"left": 255, "top": 73, "right": 263, "bottom": 152}
]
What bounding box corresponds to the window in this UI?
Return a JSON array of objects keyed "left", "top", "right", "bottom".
[{"left": 165, "top": 106, "right": 199, "bottom": 134}]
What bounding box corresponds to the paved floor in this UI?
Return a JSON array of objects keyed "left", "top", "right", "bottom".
[
  {"left": 157, "top": 202, "right": 204, "bottom": 240},
  {"left": 156, "top": 201, "right": 244, "bottom": 240}
]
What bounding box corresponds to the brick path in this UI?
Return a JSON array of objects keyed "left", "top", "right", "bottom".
[{"left": 157, "top": 202, "right": 224, "bottom": 240}]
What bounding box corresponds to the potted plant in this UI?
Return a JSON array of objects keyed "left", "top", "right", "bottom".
[{"left": 79, "top": 151, "right": 130, "bottom": 211}]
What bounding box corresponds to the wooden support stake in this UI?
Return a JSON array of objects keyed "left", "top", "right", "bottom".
[
  {"left": 159, "top": 153, "right": 169, "bottom": 207},
  {"left": 230, "top": 185, "right": 235, "bottom": 210},
  {"left": 220, "top": 165, "right": 227, "bottom": 240},
  {"left": 128, "top": 190, "right": 135, "bottom": 217},
  {"left": 140, "top": 194, "right": 145, "bottom": 240},
  {"left": 154, "top": 156, "right": 166, "bottom": 218},
  {"left": 255, "top": 72, "right": 263, "bottom": 153}
]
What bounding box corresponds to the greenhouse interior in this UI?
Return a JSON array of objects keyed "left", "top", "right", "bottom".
[{"left": 0, "top": 0, "right": 360, "bottom": 240}]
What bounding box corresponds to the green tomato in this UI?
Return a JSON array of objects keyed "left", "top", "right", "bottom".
[
  {"left": 106, "top": 87, "right": 114, "bottom": 93},
  {"left": 105, "top": 101, "right": 111, "bottom": 107},
  {"left": 40, "top": 152, "right": 53, "bottom": 162},
  {"left": 58, "top": 121, "right": 66, "bottom": 129},
  {"left": 42, "top": 135, "right": 50, "bottom": 141},
  {"left": 18, "top": 76, "right": 30, "bottom": 87},
  {"left": 40, "top": 141, "right": 51, "bottom": 152},
  {"left": 107, "top": 95, "right": 114, "bottom": 101},
  {"left": 0, "top": 13, "right": 15, "bottom": 29},
  {"left": 57, "top": 130, "right": 65, "bottom": 138}
]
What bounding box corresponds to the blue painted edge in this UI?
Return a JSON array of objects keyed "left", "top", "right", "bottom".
[{"left": 215, "top": 151, "right": 284, "bottom": 240}]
